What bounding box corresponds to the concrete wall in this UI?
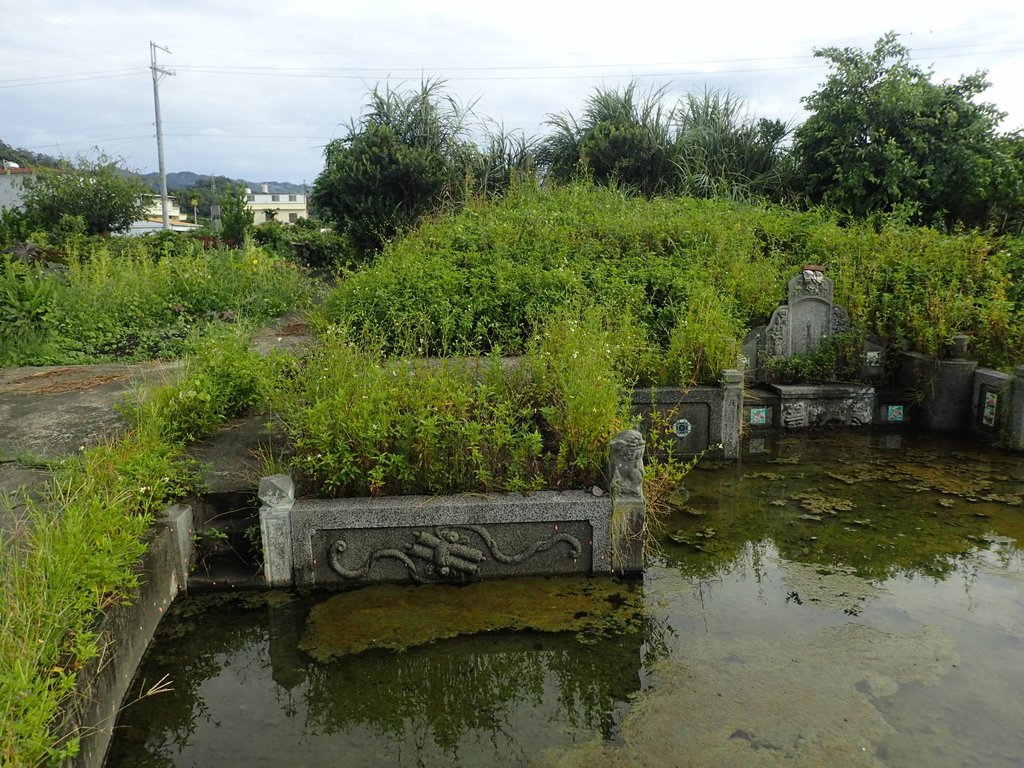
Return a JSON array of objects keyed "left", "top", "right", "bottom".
[
  {"left": 62, "top": 506, "right": 192, "bottom": 768},
  {"left": 0, "top": 171, "right": 30, "bottom": 212},
  {"left": 631, "top": 371, "right": 742, "bottom": 459}
]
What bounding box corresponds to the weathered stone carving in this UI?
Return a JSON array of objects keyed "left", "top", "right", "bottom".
[
  {"left": 258, "top": 474, "right": 294, "bottom": 510},
  {"left": 327, "top": 525, "right": 583, "bottom": 583},
  {"left": 832, "top": 306, "right": 850, "bottom": 334},
  {"left": 782, "top": 401, "right": 807, "bottom": 429},
  {"left": 769, "top": 308, "right": 789, "bottom": 356},
  {"left": 407, "top": 530, "right": 484, "bottom": 578},
  {"left": 764, "top": 267, "right": 851, "bottom": 361},
  {"left": 609, "top": 430, "right": 645, "bottom": 499},
  {"left": 793, "top": 267, "right": 830, "bottom": 299}
]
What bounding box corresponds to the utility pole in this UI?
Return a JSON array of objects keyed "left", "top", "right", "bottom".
[{"left": 150, "top": 42, "right": 175, "bottom": 230}]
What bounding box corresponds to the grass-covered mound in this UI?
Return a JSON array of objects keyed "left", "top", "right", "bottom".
[{"left": 317, "top": 183, "right": 1023, "bottom": 382}]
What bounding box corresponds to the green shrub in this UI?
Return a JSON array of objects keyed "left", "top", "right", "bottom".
[
  {"left": 0, "top": 238, "right": 310, "bottom": 366},
  {"left": 763, "top": 332, "right": 866, "bottom": 384},
  {"left": 273, "top": 311, "right": 630, "bottom": 497},
  {"left": 316, "top": 182, "right": 1022, "bottom": 376}
]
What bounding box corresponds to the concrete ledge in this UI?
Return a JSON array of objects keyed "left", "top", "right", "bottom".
[
  {"left": 62, "top": 523, "right": 183, "bottom": 768},
  {"left": 290, "top": 491, "right": 613, "bottom": 587}
]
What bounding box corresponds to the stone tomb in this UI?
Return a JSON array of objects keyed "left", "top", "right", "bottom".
[
  {"left": 765, "top": 266, "right": 850, "bottom": 359},
  {"left": 259, "top": 430, "right": 649, "bottom": 587}
]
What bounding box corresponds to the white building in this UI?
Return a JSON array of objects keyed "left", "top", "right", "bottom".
[
  {"left": 0, "top": 166, "right": 34, "bottom": 212},
  {"left": 245, "top": 183, "right": 308, "bottom": 224}
]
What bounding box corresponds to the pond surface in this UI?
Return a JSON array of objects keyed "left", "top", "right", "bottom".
[{"left": 106, "top": 431, "right": 1024, "bottom": 768}]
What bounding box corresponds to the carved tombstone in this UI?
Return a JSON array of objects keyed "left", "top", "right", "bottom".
[{"left": 764, "top": 266, "right": 850, "bottom": 359}]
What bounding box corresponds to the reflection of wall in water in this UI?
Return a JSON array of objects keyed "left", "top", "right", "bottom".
[{"left": 294, "top": 622, "right": 649, "bottom": 754}]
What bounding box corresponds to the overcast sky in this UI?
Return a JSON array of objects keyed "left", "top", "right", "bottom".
[{"left": 2, "top": 0, "right": 1023, "bottom": 186}]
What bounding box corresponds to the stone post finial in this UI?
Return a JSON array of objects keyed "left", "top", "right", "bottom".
[
  {"left": 608, "top": 430, "right": 646, "bottom": 575},
  {"left": 259, "top": 474, "right": 295, "bottom": 510},
  {"left": 609, "top": 429, "right": 645, "bottom": 499}
]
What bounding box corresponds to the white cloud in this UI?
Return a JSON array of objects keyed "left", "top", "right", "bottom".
[{"left": 2, "top": 0, "right": 1022, "bottom": 183}]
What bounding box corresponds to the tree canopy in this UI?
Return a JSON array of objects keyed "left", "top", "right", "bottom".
[
  {"left": 310, "top": 81, "right": 476, "bottom": 254},
  {"left": 311, "top": 80, "right": 534, "bottom": 256},
  {"left": 19, "top": 155, "right": 150, "bottom": 235},
  {"left": 793, "top": 32, "right": 1023, "bottom": 231}
]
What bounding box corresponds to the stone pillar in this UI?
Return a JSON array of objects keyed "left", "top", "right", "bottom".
[
  {"left": 158, "top": 503, "right": 193, "bottom": 592},
  {"left": 608, "top": 430, "right": 645, "bottom": 575},
  {"left": 720, "top": 369, "right": 743, "bottom": 459},
  {"left": 925, "top": 337, "right": 977, "bottom": 433},
  {"left": 1011, "top": 366, "right": 1024, "bottom": 452},
  {"left": 259, "top": 474, "right": 295, "bottom": 587}
]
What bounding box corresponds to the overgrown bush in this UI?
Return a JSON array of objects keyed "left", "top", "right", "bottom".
[
  {"left": 0, "top": 237, "right": 310, "bottom": 366},
  {"left": 762, "top": 332, "right": 866, "bottom": 384},
  {"left": 251, "top": 218, "right": 354, "bottom": 270},
  {"left": 315, "top": 182, "right": 1023, "bottom": 377},
  {"left": 270, "top": 311, "right": 629, "bottom": 497}
]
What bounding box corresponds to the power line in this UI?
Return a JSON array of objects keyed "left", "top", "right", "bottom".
[{"left": 0, "top": 70, "right": 145, "bottom": 89}]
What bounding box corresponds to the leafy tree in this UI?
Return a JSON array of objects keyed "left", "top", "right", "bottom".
[
  {"left": 794, "top": 32, "right": 1023, "bottom": 230},
  {"left": 0, "top": 138, "right": 59, "bottom": 169},
  {"left": 218, "top": 185, "right": 254, "bottom": 243},
  {"left": 174, "top": 176, "right": 242, "bottom": 222},
  {"left": 20, "top": 154, "right": 150, "bottom": 235},
  {"left": 311, "top": 80, "right": 476, "bottom": 254}
]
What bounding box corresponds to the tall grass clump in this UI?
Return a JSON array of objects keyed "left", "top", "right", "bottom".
[
  {"left": 272, "top": 311, "right": 631, "bottom": 498},
  {"left": 0, "top": 236, "right": 310, "bottom": 367},
  {"left": 0, "top": 328, "right": 268, "bottom": 765}
]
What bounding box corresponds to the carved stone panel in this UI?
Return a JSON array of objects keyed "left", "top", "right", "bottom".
[{"left": 311, "top": 521, "right": 593, "bottom": 584}]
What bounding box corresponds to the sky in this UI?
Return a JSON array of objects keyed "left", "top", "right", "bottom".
[{"left": 2, "top": 0, "right": 1023, "bottom": 186}]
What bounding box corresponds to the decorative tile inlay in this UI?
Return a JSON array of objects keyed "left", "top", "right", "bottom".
[
  {"left": 749, "top": 407, "right": 768, "bottom": 426},
  {"left": 983, "top": 391, "right": 999, "bottom": 427},
  {"left": 886, "top": 405, "right": 905, "bottom": 423},
  {"left": 672, "top": 418, "right": 693, "bottom": 438}
]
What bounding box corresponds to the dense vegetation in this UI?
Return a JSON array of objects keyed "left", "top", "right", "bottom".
[
  {"left": 1, "top": 155, "right": 152, "bottom": 237},
  {"left": 0, "top": 235, "right": 309, "bottom": 367},
  {"left": 317, "top": 183, "right": 1023, "bottom": 380},
  {"left": 306, "top": 34, "right": 1024, "bottom": 263},
  {"left": 794, "top": 33, "right": 1024, "bottom": 232},
  {"left": 3, "top": 30, "right": 1024, "bottom": 768}
]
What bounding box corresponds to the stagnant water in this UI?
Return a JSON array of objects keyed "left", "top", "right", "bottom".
[{"left": 106, "top": 431, "right": 1024, "bottom": 768}]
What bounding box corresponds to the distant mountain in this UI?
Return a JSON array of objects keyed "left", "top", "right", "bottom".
[{"left": 140, "top": 171, "right": 309, "bottom": 194}]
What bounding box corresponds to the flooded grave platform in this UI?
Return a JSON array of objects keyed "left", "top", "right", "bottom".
[{"left": 106, "top": 431, "right": 1024, "bottom": 768}]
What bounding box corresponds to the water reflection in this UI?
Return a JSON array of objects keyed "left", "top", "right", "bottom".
[
  {"left": 668, "top": 431, "right": 1023, "bottom": 583},
  {"left": 107, "top": 584, "right": 657, "bottom": 768},
  {"left": 107, "top": 431, "right": 1024, "bottom": 768}
]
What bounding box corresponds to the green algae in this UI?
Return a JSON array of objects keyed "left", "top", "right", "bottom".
[
  {"left": 665, "top": 432, "right": 1024, "bottom": 582},
  {"left": 300, "top": 576, "right": 646, "bottom": 659}
]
